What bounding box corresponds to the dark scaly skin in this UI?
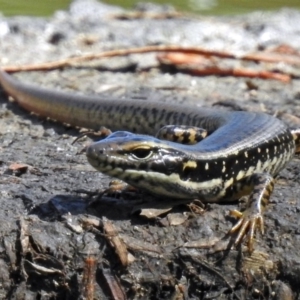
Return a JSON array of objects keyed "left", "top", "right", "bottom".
[
  {"left": 156, "top": 125, "right": 208, "bottom": 144},
  {"left": 0, "top": 69, "right": 299, "bottom": 251}
]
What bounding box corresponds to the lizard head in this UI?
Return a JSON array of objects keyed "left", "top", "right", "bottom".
[{"left": 86, "top": 131, "right": 201, "bottom": 199}]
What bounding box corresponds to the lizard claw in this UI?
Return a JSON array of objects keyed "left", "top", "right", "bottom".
[{"left": 229, "top": 209, "right": 264, "bottom": 253}]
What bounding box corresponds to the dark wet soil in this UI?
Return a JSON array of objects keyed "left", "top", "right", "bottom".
[{"left": 0, "top": 1, "right": 300, "bottom": 299}]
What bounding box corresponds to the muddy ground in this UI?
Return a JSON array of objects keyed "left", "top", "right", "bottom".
[{"left": 0, "top": 0, "right": 300, "bottom": 299}]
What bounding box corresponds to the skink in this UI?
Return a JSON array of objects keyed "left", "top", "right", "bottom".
[{"left": 0, "top": 70, "right": 299, "bottom": 251}]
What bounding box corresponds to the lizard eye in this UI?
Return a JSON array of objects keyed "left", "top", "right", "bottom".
[{"left": 131, "top": 148, "right": 153, "bottom": 159}]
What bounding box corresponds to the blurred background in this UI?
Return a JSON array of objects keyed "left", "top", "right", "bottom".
[{"left": 0, "top": 0, "right": 300, "bottom": 16}]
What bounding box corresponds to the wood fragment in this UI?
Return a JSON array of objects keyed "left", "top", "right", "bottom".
[
  {"left": 140, "top": 207, "right": 173, "bottom": 218},
  {"left": 102, "top": 268, "right": 127, "bottom": 300},
  {"left": 2, "top": 45, "right": 235, "bottom": 72},
  {"left": 81, "top": 255, "right": 97, "bottom": 300},
  {"left": 158, "top": 52, "right": 291, "bottom": 82},
  {"left": 102, "top": 218, "right": 129, "bottom": 267},
  {"left": 4, "top": 44, "right": 299, "bottom": 74},
  {"left": 24, "top": 260, "right": 64, "bottom": 275},
  {"left": 120, "top": 235, "right": 162, "bottom": 254},
  {"left": 242, "top": 51, "right": 300, "bottom": 65}
]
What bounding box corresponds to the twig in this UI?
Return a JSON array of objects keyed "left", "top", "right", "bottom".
[{"left": 4, "top": 44, "right": 300, "bottom": 73}]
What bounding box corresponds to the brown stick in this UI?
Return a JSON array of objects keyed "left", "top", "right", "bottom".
[
  {"left": 3, "top": 45, "right": 300, "bottom": 82},
  {"left": 188, "top": 67, "right": 291, "bottom": 82},
  {"left": 1, "top": 45, "right": 234, "bottom": 72},
  {"left": 4, "top": 44, "right": 300, "bottom": 73}
]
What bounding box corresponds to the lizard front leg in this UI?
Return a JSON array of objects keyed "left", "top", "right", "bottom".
[{"left": 229, "top": 173, "right": 275, "bottom": 252}]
